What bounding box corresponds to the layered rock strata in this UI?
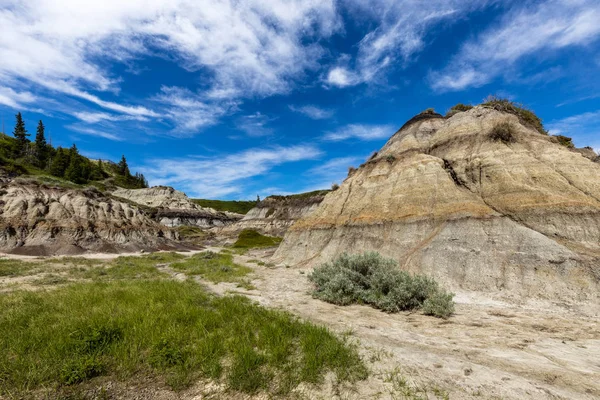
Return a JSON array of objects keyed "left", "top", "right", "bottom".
[{"left": 275, "top": 107, "right": 600, "bottom": 304}]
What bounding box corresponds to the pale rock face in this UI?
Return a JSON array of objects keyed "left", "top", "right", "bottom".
[
  {"left": 113, "top": 186, "right": 242, "bottom": 228},
  {"left": 225, "top": 194, "right": 326, "bottom": 237},
  {"left": 275, "top": 107, "right": 600, "bottom": 304},
  {"left": 0, "top": 182, "right": 178, "bottom": 255}
]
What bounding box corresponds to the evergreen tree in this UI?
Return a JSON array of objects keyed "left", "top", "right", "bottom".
[
  {"left": 117, "top": 155, "right": 130, "bottom": 176},
  {"left": 64, "top": 144, "right": 85, "bottom": 183},
  {"left": 12, "top": 112, "right": 29, "bottom": 157},
  {"left": 34, "top": 120, "right": 48, "bottom": 167},
  {"left": 48, "top": 147, "right": 70, "bottom": 177}
]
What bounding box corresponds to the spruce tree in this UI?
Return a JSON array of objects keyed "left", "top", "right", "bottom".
[
  {"left": 12, "top": 112, "right": 29, "bottom": 157},
  {"left": 48, "top": 147, "right": 70, "bottom": 177},
  {"left": 34, "top": 120, "right": 48, "bottom": 167},
  {"left": 118, "top": 155, "right": 130, "bottom": 176}
]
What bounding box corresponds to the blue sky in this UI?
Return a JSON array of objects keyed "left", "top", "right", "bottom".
[{"left": 1, "top": 0, "right": 600, "bottom": 199}]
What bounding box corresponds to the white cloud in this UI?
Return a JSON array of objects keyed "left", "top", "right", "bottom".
[
  {"left": 323, "top": 123, "right": 394, "bottom": 141},
  {"left": 0, "top": 0, "right": 341, "bottom": 130},
  {"left": 154, "top": 86, "right": 235, "bottom": 135},
  {"left": 141, "top": 144, "right": 323, "bottom": 198},
  {"left": 326, "top": 0, "right": 488, "bottom": 88},
  {"left": 235, "top": 112, "right": 274, "bottom": 137},
  {"left": 303, "top": 155, "right": 365, "bottom": 190},
  {"left": 73, "top": 111, "right": 150, "bottom": 123},
  {"left": 0, "top": 87, "right": 37, "bottom": 109},
  {"left": 547, "top": 110, "right": 600, "bottom": 150},
  {"left": 430, "top": 0, "right": 600, "bottom": 91},
  {"left": 67, "top": 125, "right": 125, "bottom": 141},
  {"left": 289, "top": 105, "right": 334, "bottom": 119}
]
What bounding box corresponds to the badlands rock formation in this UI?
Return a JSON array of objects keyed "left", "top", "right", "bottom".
[
  {"left": 0, "top": 180, "right": 179, "bottom": 255},
  {"left": 113, "top": 186, "right": 242, "bottom": 228},
  {"left": 230, "top": 192, "right": 327, "bottom": 237},
  {"left": 276, "top": 106, "right": 600, "bottom": 304}
]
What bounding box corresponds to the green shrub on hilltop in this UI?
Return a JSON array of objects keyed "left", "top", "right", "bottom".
[
  {"left": 482, "top": 96, "right": 547, "bottom": 135},
  {"left": 309, "top": 252, "right": 455, "bottom": 318}
]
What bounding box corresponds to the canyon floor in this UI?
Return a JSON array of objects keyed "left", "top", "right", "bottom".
[{"left": 1, "top": 246, "right": 599, "bottom": 400}]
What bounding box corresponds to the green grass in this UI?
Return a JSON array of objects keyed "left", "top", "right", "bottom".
[
  {"left": 170, "top": 251, "right": 253, "bottom": 288},
  {"left": 191, "top": 199, "right": 257, "bottom": 214},
  {"left": 0, "top": 280, "right": 366, "bottom": 396},
  {"left": 0, "top": 259, "right": 39, "bottom": 277},
  {"left": 176, "top": 226, "right": 214, "bottom": 242},
  {"left": 68, "top": 253, "right": 186, "bottom": 281},
  {"left": 232, "top": 229, "right": 283, "bottom": 251},
  {"left": 481, "top": 96, "right": 547, "bottom": 135}
]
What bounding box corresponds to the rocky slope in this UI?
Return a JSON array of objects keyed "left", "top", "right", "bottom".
[
  {"left": 113, "top": 186, "right": 242, "bottom": 228},
  {"left": 275, "top": 106, "right": 600, "bottom": 305},
  {"left": 227, "top": 191, "right": 328, "bottom": 237},
  {"left": 0, "top": 179, "right": 181, "bottom": 255}
]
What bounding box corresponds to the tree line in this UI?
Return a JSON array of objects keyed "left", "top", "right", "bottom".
[{"left": 3, "top": 112, "right": 148, "bottom": 188}]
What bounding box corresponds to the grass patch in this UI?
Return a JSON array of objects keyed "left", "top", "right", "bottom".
[
  {"left": 489, "top": 121, "right": 517, "bottom": 144},
  {"left": 553, "top": 134, "right": 575, "bottom": 148},
  {"left": 67, "top": 253, "right": 185, "bottom": 281},
  {"left": 482, "top": 96, "right": 547, "bottom": 135},
  {"left": 0, "top": 280, "right": 366, "bottom": 396},
  {"left": 309, "top": 252, "right": 455, "bottom": 319},
  {"left": 232, "top": 229, "right": 282, "bottom": 251},
  {"left": 32, "top": 274, "right": 70, "bottom": 286},
  {"left": 191, "top": 199, "right": 257, "bottom": 214},
  {"left": 0, "top": 258, "right": 38, "bottom": 277},
  {"left": 176, "top": 226, "right": 214, "bottom": 242},
  {"left": 266, "top": 189, "right": 330, "bottom": 201},
  {"left": 170, "top": 251, "right": 252, "bottom": 287}
]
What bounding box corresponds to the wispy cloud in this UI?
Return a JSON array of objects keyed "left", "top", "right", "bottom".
[
  {"left": 302, "top": 155, "right": 366, "bottom": 190},
  {"left": 323, "top": 123, "right": 394, "bottom": 141},
  {"left": 67, "top": 125, "right": 125, "bottom": 141},
  {"left": 547, "top": 110, "right": 600, "bottom": 150},
  {"left": 235, "top": 112, "right": 275, "bottom": 137},
  {"left": 289, "top": 105, "right": 334, "bottom": 120},
  {"left": 430, "top": 0, "right": 600, "bottom": 91},
  {"left": 0, "top": 87, "right": 38, "bottom": 110},
  {"left": 325, "top": 0, "right": 489, "bottom": 88},
  {"left": 140, "top": 145, "right": 323, "bottom": 198},
  {"left": 0, "top": 0, "right": 341, "bottom": 133}
]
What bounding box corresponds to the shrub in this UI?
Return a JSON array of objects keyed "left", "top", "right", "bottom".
[
  {"left": 489, "top": 121, "right": 517, "bottom": 144},
  {"left": 482, "top": 96, "right": 547, "bottom": 135},
  {"left": 386, "top": 154, "right": 396, "bottom": 163},
  {"left": 446, "top": 103, "right": 473, "bottom": 117},
  {"left": 309, "top": 252, "right": 454, "bottom": 318},
  {"left": 331, "top": 183, "right": 340, "bottom": 190},
  {"left": 552, "top": 135, "right": 575, "bottom": 148},
  {"left": 422, "top": 291, "right": 455, "bottom": 319},
  {"left": 347, "top": 166, "right": 356, "bottom": 175}
]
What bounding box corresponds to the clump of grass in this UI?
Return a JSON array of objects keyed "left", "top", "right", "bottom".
[
  {"left": 446, "top": 103, "right": 473, "bottom": 117},
  {"left": 32, "top": 274, "right": 69, "bottom": 286},
  {"left": 309, "top": 252, "right": 454, "bottom": 318},
  {"left": 489, "top": 121, "right": 517, "bottom": 144},
  {"left": 482, "top": 96, "right": 547, "bottom": 135},
  {"left": 232, "top": 229, "right": 282, "bottom": 251},
  {"left": 552, "top": 134, "right": 575, "bottom": 148},
  {"left": 0, "top": 280, "right": 366, "bottom": 396},
  {"left": 170, "top": 251, "right": 252, "bottom": 286}
]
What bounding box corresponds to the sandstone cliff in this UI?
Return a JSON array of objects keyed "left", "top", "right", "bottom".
[
  {"left": 113, "top": 186, "right": 243, "bottom": 228},
  {"left": 0, "top": 179, "right": 180, "bottom": 255},
  {"left": 227, "top": 191, "right": 328, "bottom": 237},
  {"left": 275, "top": 106, "right": 600, "bottom": 305}
]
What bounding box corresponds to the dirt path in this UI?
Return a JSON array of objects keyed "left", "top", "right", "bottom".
[{"left": 201, "top": 247, "right": 600, "bottom": 400}]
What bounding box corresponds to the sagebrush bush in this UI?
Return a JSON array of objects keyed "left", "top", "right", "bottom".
[{"left": 309, "top": 252, "right": 454, "bottom": 318}]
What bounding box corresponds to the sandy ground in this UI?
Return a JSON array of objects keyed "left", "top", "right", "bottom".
[
  {"left": 2, "top": 248, "right": 599, "bottom": 400},
  {"left": 206, "top": 247, "right": 600, "bottom": 400}
]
